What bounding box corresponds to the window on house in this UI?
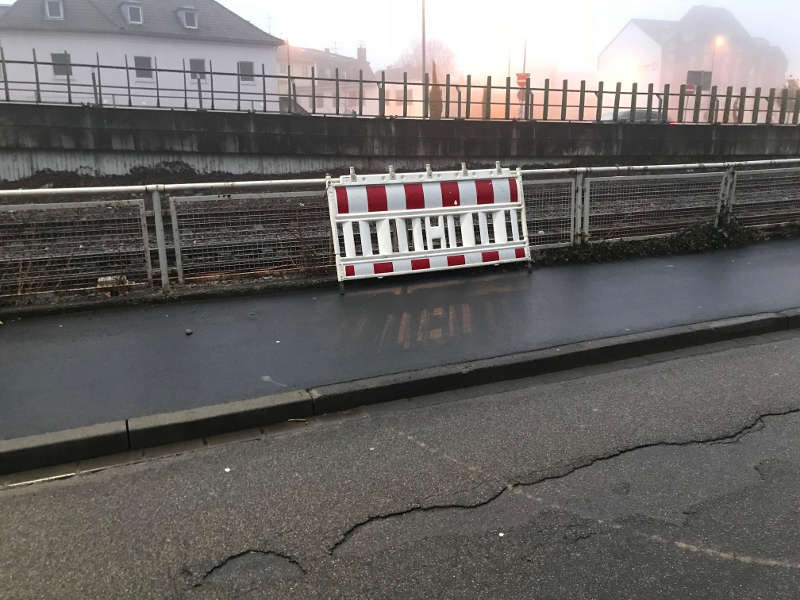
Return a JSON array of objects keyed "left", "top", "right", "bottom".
[
  {"left": 237, "top": 61, "right": 255, "bottom": 82},
  {"left": 127, "top": 4, "right": 143, "bottom": 24},
  {"left": 45, "top": 0, "right": 63, "bottom": 20},
  {"left": 45, "top": 0, "right": 63, "bottom": 19},
  {"left": 189, "top": 58, "right": 206, "bottom": 80},
  {"left": 180, "top": 9, "right": 198, "bottom": 29},
  {"left": 51, "top": 52, "right": 72, "bottom": 77},
  {"left": 134, "top": 56, "right": 153, "bottom": 79}
]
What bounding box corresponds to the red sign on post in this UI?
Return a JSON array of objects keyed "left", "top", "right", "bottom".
[{"left": 516, "top": 73, "right": 530, "bottom": 88}]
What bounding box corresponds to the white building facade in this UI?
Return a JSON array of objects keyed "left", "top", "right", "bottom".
[{"left": 0, "top": 0, "right": 283, "bottom": 111}]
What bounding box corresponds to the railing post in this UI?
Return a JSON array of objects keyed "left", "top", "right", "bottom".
[
  {"left": 738, "top": 87, "right": 746, "bottom": 123},
  {"left": 208, "top": 60, "right": 215, "bottom": 110},
  {"left": 379, "top": 70, "right": 385, "bottom": 117},
  {"left": 543, "top": 78, "right": 550, "bottom": 120},
  {"left": 677, "top": 84, "right": 686, "bottom": 122},
  {"left": 752, "top": 87, "right": 761, "bottom": 124},
  {"left": 484, "top": 75, "right": 491, "bottom": 119},
  {"left": 505, "top": 76, "right": 511, "bottom": 120},
  {"left": 793, "top": 93, "right": 800, "bottom": 125},
  {"left": 91, "top": 72, "right": 98, "bottom": 104},
  {"left": 766, "top": 88, "right": 776, "bottom": 124},
  {"left": 196, "top": 77, "right": 203, "bottom": 109},
  {"left": 311, "top": 65, "right": 316, "bottom": 114},
  {"left": 154, "top": 56, "right": 161, "bottom": 108},
  {"left": 662, "top": 83, "right": 670, "bottom": 122},
  {"left": 723, "top": 86, "right": 732, "bottom": 123},
  {"left": 561, "top": 79, "right": 568, "bottom": 121},
  {"left": 423, "top": 71, "right": 430, "bottom": 118},
  {"left": 445, "top": 73, "right": 450, "bottom": 118},
  {"left": 578, "top": 80, "right": 586, "bottom": 121},
  {"left": 573, "top": 173, "right": 584, "bottom": 245},
  {"left": 261, "top": 63, "right": 267, "bottom": 112},
  {"left": 32, "top": 49, "right": 41, "bottom": 103},
  {"left": 236, "top": 61, "right": 241, "bottom": 111},
  {"left": 595, "top": 81, "right": 604, "bottom": 121},
  {"left": 401, "top": 71, "right": 408, "bottom": 117},
  {"left": 286, "top": 65, "right": 292, "bottom": 114},
  {"left": 612, "top": 81, "right": 621, "bottom": 121},
  {"left": 630, "top": 82, "right": 637, "bottom": 122},
  {"left": 709, "top": 85, "right": 718, "bottom": 123},
  {"left": 65, "top": 49, "right": 72, "bottom": 104},
  {"left": 0, "top": 46, "right": 9, "bottom": 102},
  {"left": 124, "top": 54, "right": 132, "bottom": 106},
  {"left": 645, "top": 83, "right": 653, "bottom": 122},
  {"left": 93, "top": 52, "right": 103, "bottom": 106},
  {"left": 182, "top": 58, "right": 188, "bottom": 109},
  {"left": 465, "top": 74, "right": 471, "bottom": 119},
  {"left": 335, "top": 67, "right": 340, "bottom": 115},
  {"left": 359, "top": 69, "right": 364, "bottom": 116},
  {"left": 692, "top": 86, "right": 702, "bottom": 123},
  {"left": 779, "top": 88, "right": 789, "bottom": 124},
  {"left": 150, "top": 190, "right": 170, "bottom": 290},
  {"left": 716, "top": 167, "right": 736, "bottom": 227},
  {"left": 168, "top": 196, "right": 184, "bottom": 285},
  {"left": 524, "top": 76, "right": 531, "bottom": 120}
]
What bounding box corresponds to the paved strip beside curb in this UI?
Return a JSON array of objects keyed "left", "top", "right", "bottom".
[{"left": 2, "top": 310, "right": 797, "bottom": 475}]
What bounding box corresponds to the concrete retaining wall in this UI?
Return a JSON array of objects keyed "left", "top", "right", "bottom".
[{"left": 0, "top": 103, "right": 798, "bottom": 182}]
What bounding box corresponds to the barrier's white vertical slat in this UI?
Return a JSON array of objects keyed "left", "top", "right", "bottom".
[
  {"left": 412, "top": 217, "right": 424, "bottom": 250},
  {"left": 478, "top": 212, "right": 490, "bottom": 244},
  {"left": 359, "top": 220, "right": 373, "bottom": 256},
  {"left": 460, "top": 213, "right": 476, "bottom": 247},
  {"left": 395, "top": 218, "right": 409, "bottom": 253},
  {"left": 424, "top": 216, "right": 434, "bottom": 250},
  {"left": 376, "top": 218, "right": 392, "bottom": 255},
  {"left": 446, "top": 215, "right": 458, "bottom": 248},
  {"left": 492, "top": 210, "right": 508, "bottom": 244},
  {"left": 509, "top": 209, "right": 520, "bottom": 241},
  {"left": 343, "top": 221, "right": 356, "bottom": 257}
]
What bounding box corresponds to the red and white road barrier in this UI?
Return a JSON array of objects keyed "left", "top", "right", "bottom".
[{"left": 327, "top": 164, "right": 531, "bottom": 285}]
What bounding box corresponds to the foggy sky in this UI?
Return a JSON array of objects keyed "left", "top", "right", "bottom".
[{"left": 219, "top": 0, "right": 799, "bottom": 79}]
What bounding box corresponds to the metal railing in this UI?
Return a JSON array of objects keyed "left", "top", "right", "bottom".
[
  {"left": 1, "top": 158, "right": 799, "bottom": 304},
  {"left": 0, "top": 52, "right": 798, "bottom": 124}
]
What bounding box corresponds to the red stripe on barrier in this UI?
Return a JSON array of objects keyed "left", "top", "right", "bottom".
[
  {"left": 441, "top": 181, "right": 460, "bottom": 207},
  {"left": 335, "top": 187, "right": 349, "bottom": 213},
  {"left": 482, "top": 251, "right": 500, "bottom": 262},
  {"left": 404, "top": 183, "right": 425, "bottom": 210},
  {"left": 374, "top": 262, "right": 394, "bottom": 274},
  {"left": 411, "top": 258, "right": 431, "bottom": 270},
  {"left": 447, "top": 255, "right": 466, "bottom": 266},
  {"left": 515, "top": 248, "right": 526, "bottom": 259},
  {"left": 509, "top": 178, "right": 519, "bottom": 202},
  {"left": 476, "top": 180, "right": 494, "bottom": 205},
  {"left": 366, "top": 185, "right": 388, "bottom": 212}
]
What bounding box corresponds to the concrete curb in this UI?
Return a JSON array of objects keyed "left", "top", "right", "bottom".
[{"left": 2, "top": 310, "right": 797, "bottom": 475}]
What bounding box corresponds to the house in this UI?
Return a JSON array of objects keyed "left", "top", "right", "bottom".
[
  {"left": 599, "top": 6, "right": 788, "bottom": 90},
  {"left": 276, "top": 45, "right": 376, "bottom": 115},
  {"left": 0, "top": 0, "right": 283, "bottom": 110}
]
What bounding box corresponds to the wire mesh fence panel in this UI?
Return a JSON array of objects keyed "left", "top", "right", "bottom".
[
  {"left": 0, "top": 199, "right": 150, "bottom": 299},
  {"left": 732, "top": 168, "right": 800, "bottom": 227},
  {"left": 522, "top": 178, "right": 574, "bottom": 248},
  {"left": 585, "top": 172, "right": 724, "bottom": 241},
  {"left": 170, "top": 189, "right": 333, "bottom": 282}
]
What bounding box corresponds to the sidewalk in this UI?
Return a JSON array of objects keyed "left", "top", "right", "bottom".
[{"left": 2, "top": 239, "right": 800, "bottom": 440}]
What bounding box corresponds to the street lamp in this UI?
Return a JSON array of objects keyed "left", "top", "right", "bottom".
[{"left": 710, "top": 35, "right": 726, "bottom": 84}]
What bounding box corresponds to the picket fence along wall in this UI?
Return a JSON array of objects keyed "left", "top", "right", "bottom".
[
  {"left": 1, "top": 159, "right": 800, "bottom": 304},
  {"left": 0, "top": 55, "right": 799, "bottom": 124}
]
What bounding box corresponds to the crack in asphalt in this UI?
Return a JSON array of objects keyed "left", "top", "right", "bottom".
[
  {"left": 194, "top": 548, "right": 306, "bottom": 586},
  {"left": 328, "top": 406, "right": 800, "bottom": 555}
]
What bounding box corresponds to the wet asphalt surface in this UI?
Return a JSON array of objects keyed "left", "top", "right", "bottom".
[
  {"left": 2, "top": 239, "right": 800, "bottom": 439},
  {"left": 2, "top": 331, "right": 800, "bottom": 598}
]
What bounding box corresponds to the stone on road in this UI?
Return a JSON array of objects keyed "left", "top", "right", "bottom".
[{"left": 1, "top": 330, "right": 800, "bottom": 598}]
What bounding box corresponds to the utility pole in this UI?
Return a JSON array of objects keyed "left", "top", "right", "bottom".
[
  {"left": 421, "top": 0, "right": 426, "bottom": 82},
  {"left": 522, "top": 39, "right": 527, "bottom": 73}
]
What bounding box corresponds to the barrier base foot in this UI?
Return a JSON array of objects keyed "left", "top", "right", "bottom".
[
  {"left": 527, "top": 260, "right": 534, "bottom": 274},
  {"left": 338, "top": 281, "right": 345, "bottom": 296}
]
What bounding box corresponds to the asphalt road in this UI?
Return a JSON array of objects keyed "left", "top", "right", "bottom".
[
  {"left": 1, "top": 330, "right": 800, "bottom": 598},
  {"left": 3, "top": 239, "right": 800, "bottom": 439}
]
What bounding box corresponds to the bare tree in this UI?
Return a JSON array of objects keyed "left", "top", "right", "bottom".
[
  {"left": 390, "top": 40, "right": 457, "bottom": 80},
  {"left": 429, "top": 61, "right": 443, "bottom": 118}
]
